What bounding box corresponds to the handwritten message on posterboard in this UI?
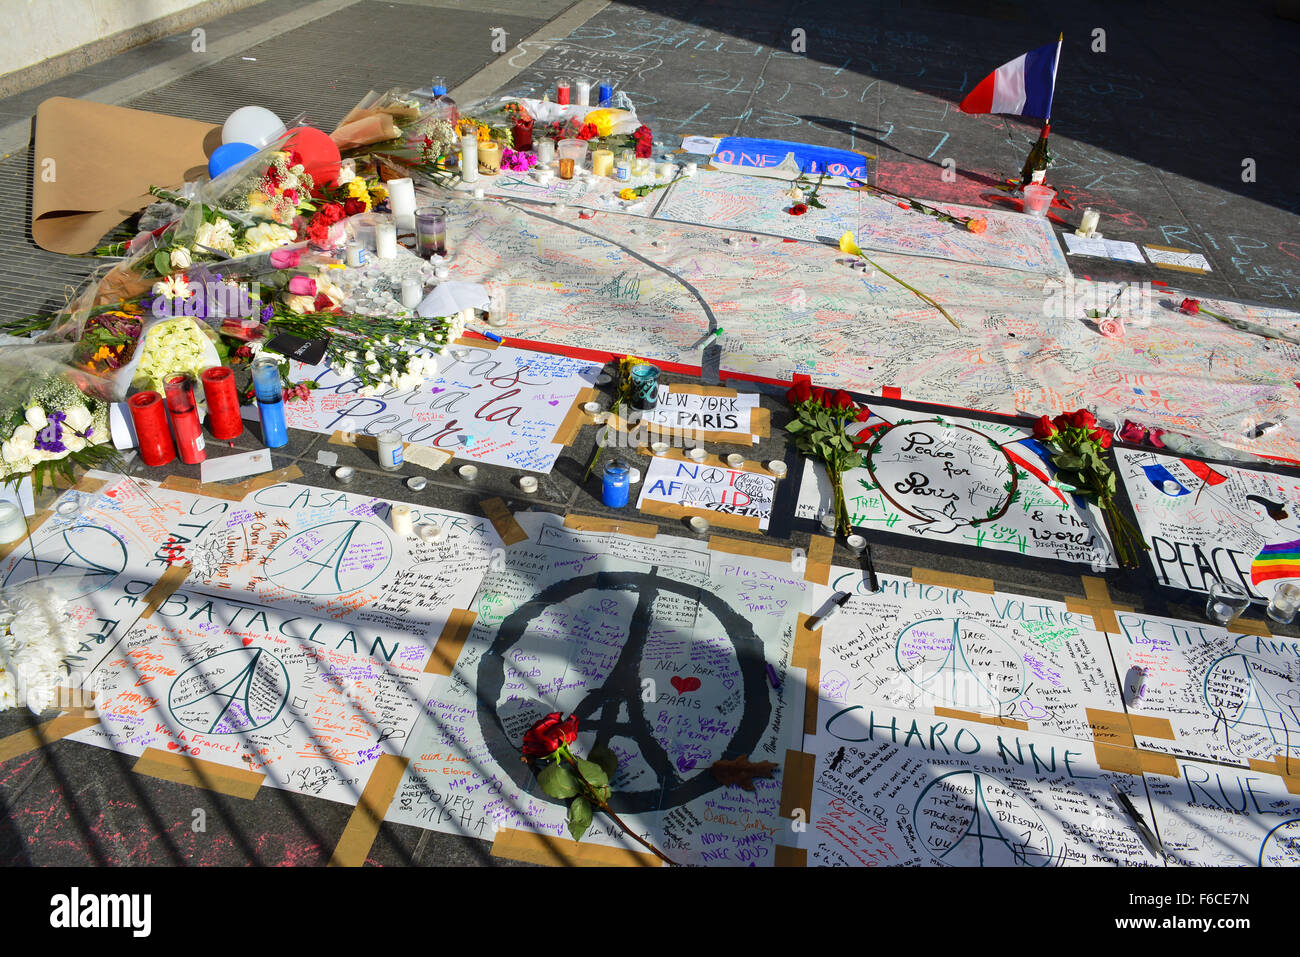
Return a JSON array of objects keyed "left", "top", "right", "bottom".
[
  {"left": 638, "top": 456, "right": 777, "bottom": 531},
  {"left": 183, "top": 482, "right": 500, "bottom": 639},
  {"left": 0, "top": 472, "right": 232, "bottom": 675},
  {"left": 386, "top": 513, "right": 808, "bottom": 866},
  {"left": 67, "top": 587, "right": 431, "bottom": 804},
  {"left": 796, "top": 409, "right": 1114, "bottom": 566},
  {"left": 1109, "top": 609, "right": 1300, "bottom": 767},
  {"left": 813, "top": 570, "right": 1120, "bottom": 741},
  {"left": 640, "top": 385, "right": 763, "bottom": 444},
  {"left": 282, "top": 344, "right": 601, "bottom": 473},
  {"left": 803, "top": 702, "right": 1156, "bottom": 867},
  {"left": 1144, "top": 758, "right": 1300, "bottom": 866},
  {"left": 1115, "top": 446, "right": 1300, "bottom": 599}
]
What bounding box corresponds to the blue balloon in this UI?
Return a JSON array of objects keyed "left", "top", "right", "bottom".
[{"left": 208, "top": 141, "right": 258, "bottom": 178}]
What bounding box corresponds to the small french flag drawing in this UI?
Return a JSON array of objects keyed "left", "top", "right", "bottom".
[{"left": 959, "top": 38, "right": 1062, "bottom": 119}]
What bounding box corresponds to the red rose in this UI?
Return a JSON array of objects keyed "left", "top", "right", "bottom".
[
  {"left": 1117, "top": 420, "right": 1147, "bottom": 444},
  {"left": 811, "top": 386, "right": 827, "bottom": 406},
  {"left": 576, "top": 122, "right": 598, "bottom": 141},
  {"left": 788, "top": 379, "right": 812, "bottom": 404},
  {"left": 1064, "top": 409, "right": 1096, "bottom": 430},
  {"left": 313, "top": 293, "right": 335, "bottom": 312},
  {"left": 521, "top": 712, "right": 578, "bottom": 758},
  {"left": 343, "top": 197, "right": 367, "bottom": 217},
  {"left": 1090, "top": 427, "right": 1113, "bottom": 449},
  {"left": 834, "top": 390, "right": 854, "bottom": 410},
  {"left": 1031, "top": 414, "right": 1057, "bottom": 440},
  {"left": 789, "top": 203, "right": 809, "bottom": 216},
  {"left": 1051, "top": 413, "right": 1070, "bottom": 432},
  {"left": 317, "top": 202, "right": 345, "bottom": 225},
  {"left": 1179, "top": 298, "right": 1200, "bottom": 315}
]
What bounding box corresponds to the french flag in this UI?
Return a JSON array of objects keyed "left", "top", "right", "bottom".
[{"left": 959, "top": 38, "right": 1062, "bottom": 119}]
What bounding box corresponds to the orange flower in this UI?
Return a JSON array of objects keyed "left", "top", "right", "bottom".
[{"left": 967, "top": 218, "right": 988, "bottom": 234}]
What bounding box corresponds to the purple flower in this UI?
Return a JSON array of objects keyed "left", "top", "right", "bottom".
[{"left": 261, "top": 305, "right": 274, "bottom": 321}]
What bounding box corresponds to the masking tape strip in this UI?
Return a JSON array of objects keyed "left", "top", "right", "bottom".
[
  {"left": 911, "top": 567, "right": 996, "bottom": 594},
  {"left": 328, "top": 753, "right": 409, "bottom": 867},
  {"left": 562, "top": 513, "right": 659, "bottom": 538},
  {"left": 140, "top": 563, "right": 192, "bottom": 620},
  {"left": 707, "top": 533, "right": 793, "bottom": 564},
  {"left": 1086, "top": 708, "right": 1137, "bottom": 747},
  {"left": 638, "top": 498, "right": 762, "bottom": 533},
  {"left": 1152, "top": 263, "right": 1208, "bottom": 274},
  {"left": 1128, "top": 715, "right": 1177, "bottom": 740},
  {"left": 805, "top": 535, "right": 833, "bottom": 585},
  {"left": 1092, "top": 740, "right": 1181, "bottom": 779},
  {"left": 0, "top": 509, "right": 54, "bottom": 561},
  {"left": 932, "top": 707, "right": 1030, "bottom": 731},
  {"left": 160, "top": 466, "right": 302, "bottom": 501},
  {"left": 1231, "top": 617, "right": 1273, "bottom": 637},
  {"left": 424, "top": 609, "right": 477, "bottom": 676},
  {"left": 133, "top": 746, "right": 265, "bottom": 799},
  {"left": 1064, "top": 599, "right": 1123, "bottom": 634},
  {"left": 454, "top": 335, "right": 499, "bottom": 350},
  {"left": 72, "top": 475, "right": 108, "bottom": 494},
  {"left": 1081, "top": 576, "right": 1112, "bottom": 603},
  {"left": 0, "top": 714, "right": 99, "bottom": 764},
  {"left": 774, "top": 845, "right": 807, "bottom": 868},
  {"left": 491, "top": 827, "right": 663, "bottom": 867},
  {"left": 480, "top": 497, "right": 528, "bottom": 545},
  {"left": 329, "top": 430, "right": 376, "bottom": 450},
  {"left": 779, "top": 748, "right": 815, "bottom": 819},
  {"left": 1249, "top": 757, "right": 1300, "bottom": 794},
  {"left": 551, "top": 386, "right": 599, "bottom": 446},
  {"left": 793, "top": 614, "right": 820, "bottom": 668}
]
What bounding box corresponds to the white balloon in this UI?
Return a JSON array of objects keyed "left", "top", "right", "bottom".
[{"left": 221, "top": 106, "right": 285, "bottom": 149}]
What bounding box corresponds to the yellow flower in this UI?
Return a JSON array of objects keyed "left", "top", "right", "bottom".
[
  {"left": 618, "top": 188, "right": 637, "bottom": 201},
  {"left": 839, "top": 231, "right": 863, "bottom": 257},
  {"left": 476, "top": 124, "right": 490, "bottom": 143},
  {"left": 370, "top": 183, "right": 388, "bottom": 203},
  {"left": 347, "top": 178, "right": 369, "bottom": 199}
]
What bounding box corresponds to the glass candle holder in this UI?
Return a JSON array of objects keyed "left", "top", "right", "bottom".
[
  {"left": 0, "top": 501, "right": 27, "bottom": 544},
  {"left": 535, "top": 137, "right": 556, "bottom": 166},
  {"left": 201, "top": 366, "right": 243, "bottom": 440},
  {"left": 555, "top": 76, "right": 571, "bottom": 105},
  {"left": 1206, "top": 580, "right": 1251, "bottom": 626},
  {"left": 598, "top": 77, "right": 614, "bottom": 106},
  {"left": 558, "top": 157, "right": 575, "bottom": 180},
  {"left": 1266, "top": 583, "right": 1300, "bottom": 624},
  {"left": 629, "top": 363, "right": 661, "bottom": 410},
  {"left": 164, "top": 374, "right": 206, "bottom": 464},
  {"left": 477, "top": 141, "right": 502, "bottom": 175},
  {"left": 415, "top": 206, "right": 447, "bottom": 259},
  {"left": 128, "top": 390, "right": 175, "bottom": 467},
  {"left": 459, "top": 134, "right": 479, "bottom": 183},
  {"left": 602, "top": 459, "right": 630, "bottom": 508},
  {"left": 377, "top": 430, "right": 404, "bottom": 471},
  {"left": 251, "top": 355, "right": 288, "bottom": 449}
]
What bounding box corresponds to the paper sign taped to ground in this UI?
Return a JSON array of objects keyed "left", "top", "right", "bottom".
[
  {"left": 638, "top": 456, "right": 776, "bottom": 530},
  {"left": 640, "top": 386, "right": 760, "bottom": 441}
]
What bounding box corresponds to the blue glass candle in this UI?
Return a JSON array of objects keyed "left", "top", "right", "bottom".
[
  {"left": 251, "top": 356, "right": 288, "bottom": 449},
  {"left": 602, "top": 460, "right": 630, "bottom": 508},
  {"left": 629, "top": 363, "right": 660, "bottom": 410},
  {"left": 598, "top": 77, "right": 614, "bottom": 106}
]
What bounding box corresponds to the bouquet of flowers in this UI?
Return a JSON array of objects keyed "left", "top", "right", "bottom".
[
  {"left": 0, "top": 347, "right": 115, "bottom": 493},
  {"left": 785, "top": 377, "right": 871, "bottom": 537},
  {"left": 1032, "top": 409, "right": 1149, "bottom": 567},
  {"left": 522, "top": 711, "right": 676, "bottom": 864},
  {"left": 0, "top": 583, "right": 81, "bottom": 714}
]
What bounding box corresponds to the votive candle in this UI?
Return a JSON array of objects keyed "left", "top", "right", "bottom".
[
  {"left": 591, "top": 149, "right": 614, "bottom": 177},
  {"left": 128, "top": 391, "right": 175, "bottom": 466},
  {"left": 201, "top": 366, "right": 243, "bottom": 440},
  {"left": 375, "top": 220, "right": 398, "bottom": 259},
  {"left": 164, "top": 374, "right": 206, "bottom": 464},
  {"left": 555, "top": 76, "right": 571, "bottom": 105}
]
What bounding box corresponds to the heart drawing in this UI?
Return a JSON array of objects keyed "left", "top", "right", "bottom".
[{"left": 670, "top": 675, "right": 701, "bottom": 694}]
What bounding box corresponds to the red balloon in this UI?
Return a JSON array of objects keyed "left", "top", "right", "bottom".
[{"left": 282, "top": 126, "right": 341, "bottom": 188}]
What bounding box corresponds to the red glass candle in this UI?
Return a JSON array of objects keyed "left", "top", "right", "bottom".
[
  {"left": 127, "top": 391, "right": 175, "bottom": 467},
  {"left": 201, "top": 366, "right": 243, "bottom": 440},
  {"left": 512, "top": 114, "right": 534, "bottom": 151},
  {"left": 165, "top": 375, "right": 206, "bottom": 464}
]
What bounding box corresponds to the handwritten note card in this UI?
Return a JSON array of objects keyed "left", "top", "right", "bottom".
[{"left": 638, "top": 456, "right": 777, "bottom": 530}]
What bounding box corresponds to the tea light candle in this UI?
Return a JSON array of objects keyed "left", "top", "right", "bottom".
[
  {"left": 458, "top": 464, "right": 478, "bottom": 481},
  {"left": 535, "top": 167, "right": 554, "bottom": 186},
  {"left": 391, "top": 504, "right": 414, "bottom": 536},
  {"left": 473, "top": 187, "right": 485, "bottom": 200},
  {"left": 418, "top": 522, "right": 446, "bottom": 543},
  {"left": 689, "top": 515, "right": 710, "bottom": 536},
  {"left": 820, "top": 512, "right": 836, "bottom": 532},
  {"left": 460, "top": 134, "right": 479, "bottom": 183},
  {"left": 435, "top": 266, "right": 450, "bottom": 280},
  {"left": 583, "top": 401, "right": 603, "bottom": 415},
  {"left": 375, "top": 221, "right": 398, "bottom": 259},
  {"left": 519, "top": 475, "right": 538, "bottom": 493},
  {"left": 682, "top": 161, "right": 697, "bottom": 176},
  {"left": 592, "top": 411, "right": 609, "bottom": 425},
  {"left": 726, "top": 453, "right": 745, "bottom": 468},
  {"left": 657, "top": 161, "right": 674, "bottom": 181},
  {"left": 477, "top": 141, "right": 502, "bottom": 175},
  {"left": 591, "top": 149, "right": 614, "bottom": 177},
  {"left": 768, "top": 460, "right": 788, "bottom": 478},
  {"left": 401, "top": 278, "right": 422, "bottom": 308},
  {"left": 651, "top": 441, "right": 669, "bottom": 456},
  {"left": 688, "top": 447, "right": 707, "bottom": 462},
  {"left": 575, "top": 77, "right": 591, "bottom": 106},
  {"left": 388, "top": 177, "right": 417, "bottom": 231},
  {"left": 406, "top": 475, "right": 427, "bottom": 492},
  {"left": 334, "top": 466, "right": 355, "bottom": 483},
  {"left": 846, "top": 534, "right": 867, "bottom": 554}
]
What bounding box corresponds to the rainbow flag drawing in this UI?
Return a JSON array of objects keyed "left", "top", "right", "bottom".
[{"left": 1251, "top": 538, "right": 1300, "bottom": 586}]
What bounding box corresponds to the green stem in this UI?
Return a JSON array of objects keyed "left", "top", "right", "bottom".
[
  {"left": 560, "top": 752, "right": 677, "bottom": 866},
  {"left": 858, "top": 253, "right": 960, "bottom": 330}
]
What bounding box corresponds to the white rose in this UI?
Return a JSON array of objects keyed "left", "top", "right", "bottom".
[
  {"left": 23, "top": 406, "right": 47, "bottom": 430},
  {"left": 64, "top": 405, "right": 94, "bottom": 433},
  {"left": 12, "top": 424, "right": 36, "bottom": 448},
  {"left": 1, "top": 441, "right": 16, "bottom": 463},
  {"left": 63, "top": 434, "right": 86, "bottom": 453},
  {"left": 170, "top": 247, "right": 192, "bottom": 269}
]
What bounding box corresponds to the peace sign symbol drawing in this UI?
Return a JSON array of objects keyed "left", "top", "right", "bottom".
[
  {"left": 477, "top": 567, "right": 772, "bottom": 814},
  {"left": 3, "top": 524, "right": 128, "bottom": 600}
]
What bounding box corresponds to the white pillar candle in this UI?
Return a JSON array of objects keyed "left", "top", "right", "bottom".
[
  {"left": 0, "top": 501, "right": 26, "bottom": 544},
  {"left": 387, "top": 177, "right": 417, "bottom": 231},
  {"left": 460, "top": 134, "right": 479, "bottom": 183},
  {"left": 575, "top": 78, "right": 591, "bottom": 106},
  {"left": 1079, "top": 207, "right": 1101, "bottom": 235},
  {"left": 657, "top": 161, "right": 674, "bottom": 181},
  {"left": 377, "top": 430, "right": 404, "bottom": 470},
  {"left": 375, "top": 221, "right": 398, "bottom": 259},
  {"left": 391, "top": 504, "right": 414, "bottom": 536},
  {"left": 535, "top": 138, "right": 555, "bottom": 165},
  {"left": 401, "top": 278, "right": 422, "bottom": 308}
]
